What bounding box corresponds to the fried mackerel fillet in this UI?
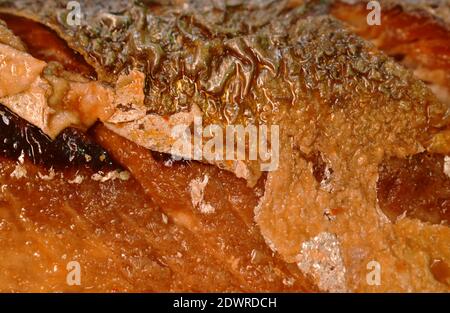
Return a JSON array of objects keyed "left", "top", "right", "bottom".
[{"left": 0, "top": 0, "right": 449, "bottom": 292}]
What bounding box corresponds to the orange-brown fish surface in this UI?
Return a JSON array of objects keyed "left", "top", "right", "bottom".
[{"left": 0, "top": 0, "right": 449, "bottom": 292}]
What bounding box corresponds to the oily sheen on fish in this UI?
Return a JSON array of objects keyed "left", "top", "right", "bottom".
[{"left": 0, "top": 0, "right": 449, "bottom": 292}]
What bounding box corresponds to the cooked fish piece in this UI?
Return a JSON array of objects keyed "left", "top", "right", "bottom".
[
  {"left": 0, "top": 0, "right": 449, "bottom": 292},
  {"left": 0, "top": 4, "right": 314, "bottom": 291},
  {"left": 0, "top": 0, "right": 448, "bottom": 183},
  {"left": 0, "top": 100, "right": 313, "bottom": 292},
  {"left": 0, "top": 157, "right": 268, "bottom": 292},
  {"left": 94, "top": 124, "right": 316, "bottom": 292}
]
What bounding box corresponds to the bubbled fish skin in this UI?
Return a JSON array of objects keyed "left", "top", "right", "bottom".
[{"left": 0, "top": 0, "right": 445, "bottom": 127}]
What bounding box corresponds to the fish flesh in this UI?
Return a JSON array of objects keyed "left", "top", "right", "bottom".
[{"left": 0, "top": 0, "right": 449, "bottom": 291}]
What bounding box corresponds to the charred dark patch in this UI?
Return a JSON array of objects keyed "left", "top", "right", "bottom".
[
  {"left": 0, "top": 104, "right": 116, "bottom": 171},
  {"left": 377, "top": 152, "right": 450, "bottom": 225}
]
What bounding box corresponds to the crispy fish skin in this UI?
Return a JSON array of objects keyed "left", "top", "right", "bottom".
[
  {"left": 0, "top": 0, "right": 448, "bottom": 183},
  {"left": 0, "top": 0, "right": 447, "bottom": 122},
  {"left": 0, "top": 0, "right": 297, "bottom": 184},
  {"left": 0, "top": 0, "right": 449, "bottom": 292}
]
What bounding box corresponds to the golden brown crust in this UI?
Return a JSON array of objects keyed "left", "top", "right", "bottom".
[{"left": 0, "top": 0, "right": 449, "bottom": 292}]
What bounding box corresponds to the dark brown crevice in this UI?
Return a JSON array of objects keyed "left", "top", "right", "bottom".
[
  {"left": 377, "top": 152, "right": 450, "bottom": 226},
  {"left": 0, "top": 104, "right": 116, "bottom": 171}
]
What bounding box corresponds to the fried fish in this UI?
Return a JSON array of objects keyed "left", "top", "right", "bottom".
[{"left": 0, "top": 0, "right": 449, "bottom": 292}]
